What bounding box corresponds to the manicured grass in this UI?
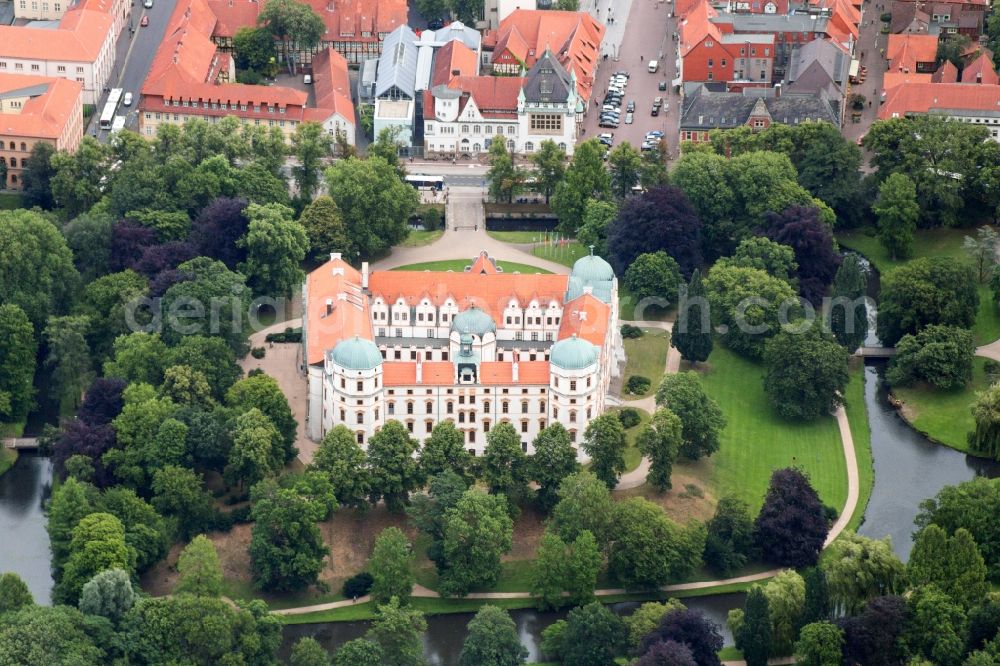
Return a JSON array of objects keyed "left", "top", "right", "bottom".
[
  {"left": 393, "top": 259, "right": 553, "bottom": 274},
  {"left": 843, "top": 363, "right": 874, "bottom": 532},
  {"left": 607, "top": 406, "right": 651, "bottom": 474},
  {"left": 0, "top": 192, "right": 23, "bottom": 210},
  {"left": 0, "top": 448, "right": 17, "bottom": 477},
  {"left": 718, "top": 646, "right": 743, "bottom": 660},
  {"left": 619, "top": 287, "right": 672, "bottom": 322},
  {"left": 487, "top": 230, "right": 548, "bottom": 244},
  {"left": 697, "top": 347, "right": 848, "bottom": 513},
  {"left": 622, "top": 329, "right": 669, "bottom": 398},
  {"left": 532, "top": 241, "right": 588, "bottom": 268},
  {"left": 221, "top": 577, "right": 345, "bottom": 610},
  {"left": 415, "top": 559, "right": 536, "bottom": 594},
  {"left": 0, "top": 421, "right": 25, "bottom": 438},
  {"left": 837, "top": 228, "right": 1000, "bottom": 345},
  {"left": 399, "top": 229, "right": 444, "bottom": 247},
  {"left": 891, "top": 356, "right": 993, "bottom": 455}
]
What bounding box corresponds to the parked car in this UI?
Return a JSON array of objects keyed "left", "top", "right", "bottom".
[
  {"left": 651, "top": 105, "right": 660, "bottom": 116},
  {"left": 659, "top": 80, "right": 668, "bottom": 91},
  {"left": 614, "top": 70, "right": 630, "bottom": 78},
  {"left": 599, "top": 119, "right": 619, "bottom": 128},
  {"left": 598, "top": 134, "right": 614, "bottom": 146},
  {"left": 625, "top": 112, "right": 634, "bottom": 124},
  {"left": 626, "top": 101, "right": 635, "bottom": 112},
  {"left": 140, "top": 14, "right": 148, "bottom": 25},
  {"left": 646, "top": 130, "right": 664, "bottom": 137},
  {"left": 654, "top": 96, "right": 664, "bottom": 106},
  {"left": 603, "top": 104, "right": 618, "bottom": 113}
]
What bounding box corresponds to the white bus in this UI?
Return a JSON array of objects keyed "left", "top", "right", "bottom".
[
  {"left": 110, "top": 115, "right": 126, "bottom": 133},
  {"left": 99, "top": 88, "right": 124, "bottom": 129},
  {"left": 404, "top": 174, "right": 445, "bottom": 191}
]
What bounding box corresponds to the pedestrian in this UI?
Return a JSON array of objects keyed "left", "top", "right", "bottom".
[
  {"left": 640, "top": 54, "right": 644, "bottom": 61},
  {"left": 868, "top": 100, "right": 872, "bottom": 107}
]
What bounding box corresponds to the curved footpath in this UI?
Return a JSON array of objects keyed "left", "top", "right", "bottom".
[{"left": 274, "top": 320, "right": 860, "bottom": 617}]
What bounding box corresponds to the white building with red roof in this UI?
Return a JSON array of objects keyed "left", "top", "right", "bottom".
[{"left": 302, "top": 251, "right": 621, "bottom": 457}]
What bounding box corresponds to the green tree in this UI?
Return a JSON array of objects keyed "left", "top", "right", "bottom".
[
  {"left": 795, "top": 621, "right": 843, "bottom": 666},
  {"left": 723, "top": 236, "right": 798, "bottom": 282},
  {"left": 655, "top": 372, "right": 726, "bottom": 460},
  {"left": 551, "top": 139, "right": 611, "bottom": 234},
  {"left": 483, "top": 422, "right": 530, "bottom": 510},
  {"left": 249, "top": 483, "right": 329, "bottom": 592},
  {"left": 325, "top": 156, "right": 420, "bottom": 258},
  {"left": 829, "top": 254, "right": 868, "bottom": 352},
  {"left": 550, "top": 471, "right": 614, "bottom": 543},
  {"left": 877, "top": 256, "right": 978, "bottom": 346},
  {"left": 560, "top": 601, "right": 629, "bottom": 666},
  {"left": 233, "top": 26, "right": 277, "bottom": 72},
  {"left": 175, "top": 534, "right": 223, "bottom": 597},
  {"left": 904, "top": 585, "right": 968, "bottom": 666},
  {"left": 300, "top": 196, "right": 348, "bottom": 262},
  {"left": 46, "top": 477, "right": 96, "bottom": 576},
  {"left": 970, "top": 383, "right": 1000, "bottom": 460},
  {"left": 310, "top": 425, "right": 371, "bottom": 508},
  {"left": 406, "top": 470, "right": 467, "bottom": 571},
  {"left": 529, "top": 528, "right": 600, "bottom": 609},
  {"left": 0, "top": 304, "right": 36, "bottom": 425},
  {"left": 0, "top": 209, "right": 78, "bottom": 328},
  {"left": 887, "top": 324, "right": 975, "bottom": 390},
  {"left": 162, "top": 257, "right": 252, "bottom": 355},
  {"left": 150, "top": 465, "right": 216, "bottom": 539},
  {"left": 671, "top": 269, "right": 714, "bottom": 365},
  {"left": 334, "top": 639, "right": 383, "bottom": 666},
  {"left": 637, "top": 407, "right": 682, "bottom": 492},
  {"left": 226, "top": 407, "right": 284, "bottom": 489},
  {"left": 609, "top": 497, "right": 705, "bottom": 589},
  {"left": 238, "top": 202, "right": 309, "bottom": 296},
  {"left": 158, "top": 365, "right": 213, "bottom": 408},
  {"left": 367, "top": 420, "right": 421, "bottom": 512},
  {"left": 459, "top": 605, "right": 528, "bottom": 666},
  {"left": 290, "top": 121, "right": 331, "bottom": 200},
  {"left": 801, "top": 567, "right": 830, "bottom": 626},
  {"left": 80, "top": 270, "right": 148, "bottom": 363},
  {"left": 965, "top": 226, "right": 1000, "bottom": 283},
  {"left": 20, "top": 141, "right": 56, "bottom": 209},
  {"left": 0, "top": 572, "right": 33, "bottom": 614},
  {"left": 0, "top": 605, "right": 105, "bottom": 664},
  {"left": 54, "top": 512, "right": 133, "bottom": 605},
  {"left": 365, "top": 596, "right": 427, "bottom": 666},
  {"left": 289, "top": 637, "right": 331, "bottom": 666},
  {"left": 50, "top": 137, "right": 108, "bottom": 216},
  {"left": 822, "top": 531, "right": 906, "bottom": 614},
  {"left": 671, "top": 151, "right": 736, "bottom": 260},
  {"left": 530, "top": 423, "right": 579, "bottom": 511},
  {"left": 581, "top": 413, "right": 627, "bottom": 489},
  {"left": 420, "top": 420, "right": 474, "bottom": 484},
  {"left": 576, "top": 199, "right": 617, "bottom": 257},
  {"left": 42, "top": 315, "right": 92, "bottom": 411},
  {"left": 440, "top": 489, "right": 514, "bottom": 596},
  {"left": 703, "top": 496, "right": 755, "bottom": 576},
  {"left": 257, "top": 0, "right": 325, "bottom": 73},
  {"left": 78, "top": 567, "right": 134, "bottom": 625},
  {"left": 103, "top": 332, "right": 168, "bottom": 387},
  {"left": 909, "top": 524, "right": 988, "bottom": 608},
  {"left": 531, "top": 140, "right": 566, "bottom": 204},
  {"left": 96, "top": 486, "right": 169, "bottom": 573},
  {"left": 608, "top": 142, "right": 642, "bottom": 198},
  {"left": 487, "top": 139, "right": 523, "bottom": 203},
  {"left": 369, "top": 527, "right": 414, "bottom": 605},
  {"left": 623, "top": 599, "right": 687, "bottom": 649},
  {"left": 740, "top": 587, "right": 772, "bottom": 666},
  {"left": 763, "top": 326, "right": 849, "bottom": 421},
  {"left": 227, "top": 372, "right": 298, "bottom": 463},
  {"left": 623, "top": 251, "right": 682, "bottom": 305},
  {"left": 368, "top": 127, "right": 404, "bottom": 171}
]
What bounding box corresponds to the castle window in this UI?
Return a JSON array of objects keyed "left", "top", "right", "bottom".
[
  {"left": 356, "top": 412, "right": 364, "bottom": 424},
  {"left": 357, "top": 381, "right": 363, "bottom": 391}
]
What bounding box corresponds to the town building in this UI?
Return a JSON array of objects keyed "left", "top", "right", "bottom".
[
  {"left": 886, "top": 33, "right": 939, "bottom": 74},
  {"left": 0, "top": 73, "right": 84, "bottom": 189},
  {"left": 423, "top": 49, "right": 579, "bottom": 155},
  {"left": 373, "top": 25, "right": 419, "bottom": 146},
  {"left": 484, "top": 0, "right": 537, "bottom": 30},
  {"left": 878, "top": 80, "right": 1000, "bottom": 138},
  {"left": 208, "top": 0, "right": 408, "bottom": 66},
  {"left": 302, "top": 251, "right": 622, "bottom": 457},
  {"left": 0, "top": 0, "right": 128, "bottom": 104},
  {"left": 139, "top": 0, "right": 355, "bottom": 143},
  {"left": 679, "top": 82, "right": 839, "bottom": 143}
]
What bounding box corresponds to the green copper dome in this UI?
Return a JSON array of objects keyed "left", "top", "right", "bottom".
[
  {"left": 451, "top": 307, "right": 496, "bottom": 337},
  {"left": 550, "top": 335, "right": 599, "bottom": 370},
  {"left": 571, "top": 255, "right": 615, "bottom": 283},
  {"left": 330, "top": 336, "right": 382, "bottom": 370}
]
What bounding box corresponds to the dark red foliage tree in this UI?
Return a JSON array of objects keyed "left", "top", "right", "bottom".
[
  {"left": 77, "top": 377, "right": 126, "bottom": 426},
  {"left": 763, "top": 206, "right": 841, "bottom": 305},
  {"left": 636, "top": 640, "right": 697, "bottom": 666},
  {"left": 133, "top": 241, "right": 197, "bottom": 278},
  {"left": 837, "top": 595, "right": 909, "bottom": 666},
  {"left": 606, "top": 186, "right": 702, "bottom": 278},
  {"left": 190, "top": 197, "right": 250, "bottom": 269},
  {"left": 638, "top": 609, "right": 723, "bottom": 666},
  {"left": 148, "top": 268, "right": 192, "bottom": 298},
  {"left": 753, "top": 467, "right": 829, "bottom": 567},
  {"left": 51, "top": 419, "right": 117, "bottom": 486},
  {"left": 109, "top": 220, "right": 157, "bottom": 273}
]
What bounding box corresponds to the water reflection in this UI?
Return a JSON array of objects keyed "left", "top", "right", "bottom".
[
  {"left": 858, "top": 364, "right": 1000, "bottom": 560},
  {"left": 0, "top": 452, "right": 53, "bottom": 603}
]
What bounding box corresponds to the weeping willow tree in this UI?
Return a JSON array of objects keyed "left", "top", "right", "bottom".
[{"left": 969, "top": 383, "right": 1000, "bottom": 459}]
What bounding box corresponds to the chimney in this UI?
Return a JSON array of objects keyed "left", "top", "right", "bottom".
[
  {"left": 774, "top": 82, "right": 781, "bottom": 98},
  {"left": 977, "top": 72, "right": 983, "bottom": 83},
  {"left": 362, "top": 261, "right": 370, "bottom": 289},
  {"left": 452, "top": 68, "right": 461, "bottom": 76},
  {"left": 512, "top": 361, "right": 519, "bottom": 383},
  {"left": 325, "top": 298, "right": 333, "bottom": 315},
  {"left": 330, "top": 252, "right": 342, "bottom": 261},
  {"left": 416, "top": 362, "right": 423, "bottom": 384}
]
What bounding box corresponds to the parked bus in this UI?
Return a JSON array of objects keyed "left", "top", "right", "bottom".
[
  {"left": 99, "top": 88, "right": 124, "bottom": 129},
  {"left": 110, "top": 115, "right": 126, "bottom": 133},
  {"left": 404, "top": 174, "right": 444, "bottom": 191}
]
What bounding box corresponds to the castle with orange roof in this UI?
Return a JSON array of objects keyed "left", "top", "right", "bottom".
[{"left": 302, "top": 251, "right": 622, "bottom": 459}]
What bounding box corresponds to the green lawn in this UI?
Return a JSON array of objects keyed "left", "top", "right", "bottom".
[
  {"left": 487, "top": 230, "right": 548, "bottom": 244},
  {"left": 415, "top": 559, "right": 536, "bottom": 595},
  {"left": 220, "top": 577, "right": 345, "bottom": 610},
  {"left": 0, "top": 193, "right": 23, "bottom": 210},
  {"left": 619, "top": 287, "right": 672, "bottom": 322},
  {"left": 605, "top": 406, "right": 650, "bottom": 474},
  {"left": 393, "top": 259, "right": 552, "bottom": 274},
  {"left": 622, "top": 329, "right": 669, "bottom": 398},
  {"left": 837, "top": 228, "right": 1000, "bottom": 345},
  {"left": 532, "top": 241, "right": 587, "bottom": 268},
  {"left": 891, "top": 356, "right": 993, "bottom": 455},
  {"left": 399, "top": 229, "right": 444, "bottom": 247},
  {"left": 0, "top": 449, "right": 17, "bottom": 477},
  {"left": 843, "top": 364, "right": 874, "bottom": 531},
  {"left": 698, "top": 347, "right": 848, "bottom": 513}
]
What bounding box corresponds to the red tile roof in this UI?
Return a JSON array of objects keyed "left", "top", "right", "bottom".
[
  {"left": 962, "top": 53, "right": 999, "bottom": 84},
  {"left": 932, "top": 61, "right": 959, "bottom": 82},
  {"left": 432, "top": 40, "right": 480, "bottom": 87},
  {"left": 0, "top": 74, "right": 83, "bottom": 141},
  {"left": 679, "top": 0, "right": 722, "bottom": 57},
  {"left": 478, "top": 361, "right": 552, "bottom": 385},
  {"left": 0, "top": 4, "right": 113, "bottom": 62},
  {"left": 448, "top": 75, "right": 525, "bottom": 118},
  {"left": 558, "top": 293, "right": 610, "bottom": 347},
  {"left": 887, "top": 34, "right": 939, "bottom": 71},
  {"left": 208, "top": 0, "right": 407, "bottom": 39},
  {"left": 305, "top": 257, "right": 371, "bottom": 365},
  {"left": 381, "top": 361, "right": 457, "bottom": 386},
  {"left": 879, "top": 81, "right": 1000, "bottom": 119},
  {"left": 310, "top": 47, "right": 355, "bottom": 124}
]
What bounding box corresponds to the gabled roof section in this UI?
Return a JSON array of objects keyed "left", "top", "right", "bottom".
[
  {"left": 522, "top": 49, "right": 574, "bottom": 104},
  {"left": 305, "top": 256, "right": 371, "bottom": 366},
  {"left": 962, "top": 53, "right": 999, "bottom": 84},
  {"left": 558, "top": 293, "right": 610, "bottom": 347},
  {"left": 448, "top": 75, "right": 525, "bottom": 117},
  {"left": 932, "top": 60, "right": 959, "bottom": 82},
  {"left": 679, "top": 0, "right": 722, "bottom": 57},
  {"left": 680, "top": 83, "right": 839, "bottom": 129},
  {"left": 376, "top": 25, "right": 419, "bottom": 99},
  {"left": 311, "top": 47, "right": 355, "bottom": 124},
  {"left": 432, "top": 40, "right": 479, "bottom": 87},
  {"left": 879, "top": 81, "right": 1000, "bottom": 119},
  {"left": 887, "top": 33, "right": 939, "bottom": 71},
  {"left": 0, "top": 74, "right": 83, "bottom": 140},
  {"left": 890, "top": 0, "right": 930, "bottom": 33},
  {"left": 0, "top": 3, "right": 113, "bottom": 62}
]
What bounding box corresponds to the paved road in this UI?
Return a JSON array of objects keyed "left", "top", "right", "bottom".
[
  {"left": 87, "top": 0, "right": 175, "bottom": 141},
  {"left": 842, "top": 2, "right": 889, "bottom": 145}
]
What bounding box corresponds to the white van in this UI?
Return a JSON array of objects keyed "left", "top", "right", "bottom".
[
  {"left": 123, "top": 92, "right": 133, "bottom": 106},
  {"left": 648, "top": 60, "right": 659, "bottom": 73}
]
